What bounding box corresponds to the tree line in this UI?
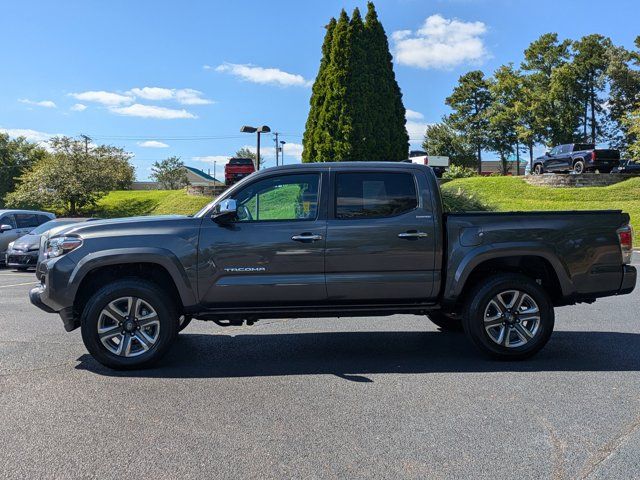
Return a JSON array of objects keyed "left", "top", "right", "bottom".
[
  {"left": 1, "top": 134, "right": 134, "bottom": 215},
  {"left": 424, "top": 34, "right": 640, "bottom": 174}
]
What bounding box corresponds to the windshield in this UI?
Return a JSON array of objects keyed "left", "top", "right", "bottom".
[{"left": 29, "top": 219, "right": 81, "bottom": 235}]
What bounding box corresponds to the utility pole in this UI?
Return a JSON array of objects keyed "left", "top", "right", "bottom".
[
  {"left": 273, "top": 132, "right": 280, "bottom": 166},
  {"left": 80, "top": 134, "right": 91, "bottom": 156}
]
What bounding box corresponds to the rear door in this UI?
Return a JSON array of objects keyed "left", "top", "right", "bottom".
[
  {"left": 325, "top": 168, "right": 437, "bottom": 302},
  {"left": 197, "top": 171, "right": 328, "bottom": 307}
]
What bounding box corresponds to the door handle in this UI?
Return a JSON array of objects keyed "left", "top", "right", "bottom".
[
  {"left": 291, "top": 233, "right": 323, "bottom": 242},
  {"left": 398, "top": 231, "right": 428, "bottom": 239}
]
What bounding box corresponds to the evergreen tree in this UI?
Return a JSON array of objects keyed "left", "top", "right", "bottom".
[
  {"left": 607, "top": 38, "right": 640, "bottom": 152},
  {"left": 302, "top": 17, "right": 337, "bottom": 162},
  {"left": 363, "top": 2, "right": 408, "bottom": 160},
  {"left": 302, "top": 3, "right": 408, "bottom": 162},
  {"left": 446, "top": 70, "right": 492, "bottom": 173}
]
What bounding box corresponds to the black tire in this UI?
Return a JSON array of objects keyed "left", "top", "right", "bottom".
[
  {"left": 178, "top": 315, "right": 192, "bottom": 332},
  {"left": 573, "top": 159, "right": 585, "bottom": 174},
  {"left": 428, "top": 312, "right": 463, "bottom": 332},
  {"left": 80, "top": 279, "right": 179, "bottom": 370},
  {"left": 15, "top": 266, "right": 29, "bottom": 272},
  {"left": 462, "top": 273, "right": 554, "bottom": 360}
]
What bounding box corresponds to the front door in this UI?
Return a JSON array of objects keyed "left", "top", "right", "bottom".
[
  {"left": 0, "top": 214, "right": 19, "bottom": 254},
  {"left": 325, "top": 170, "right": 437, "bottom": 303},
  {"left": 197, "top": 171, "right": 327, "bottom": 308}
]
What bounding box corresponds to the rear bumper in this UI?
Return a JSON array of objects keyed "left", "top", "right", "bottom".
[{"left": 620, "top": 265, "right": 637, "bottom": 295}]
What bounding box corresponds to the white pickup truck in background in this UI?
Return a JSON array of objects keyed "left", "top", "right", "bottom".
[{"left": 407, "top": 150, "right": 450, "bottom": 177}]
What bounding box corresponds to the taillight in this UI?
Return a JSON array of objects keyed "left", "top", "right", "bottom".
[
  {"left": 591, "top": 151, "right": 596, "bottom": 161},
  {"left": 617, "top": 224, "right": 634, "bottom": 264},
  {"left": 424, "top": 157, "right": 429, "bottom": 166}
]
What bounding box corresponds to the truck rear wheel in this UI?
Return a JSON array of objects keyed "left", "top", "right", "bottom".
[
  {"left": 573, "top": 160, "right": 585, "bottom": 174},
  {"left": 80, "top": 279, "right": 179, "bottom": 370},
  {"left": 427, "top": 312, "right": 463, "bottom": 331},
  {"left": 462, "top": 273, "right": 554, "bottom": 360}
]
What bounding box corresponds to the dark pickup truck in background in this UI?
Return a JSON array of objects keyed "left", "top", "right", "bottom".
[
  {"left": 30, "top": 162, "right": 636, "bottom": 369},
  {"left": 532, "top": 143, "right": 621, "bottom": 174}
]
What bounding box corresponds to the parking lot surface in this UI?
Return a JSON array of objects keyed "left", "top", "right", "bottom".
[{"left": 1, "top": 256, "right": 639, "bottom": 479}]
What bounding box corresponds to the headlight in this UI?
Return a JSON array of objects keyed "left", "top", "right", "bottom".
[
  {"left": 44, "top": 236, "right": 83, "bottom": 259},
  {"left": 7, "top": 241, "right": 14, "bottom": 250}
]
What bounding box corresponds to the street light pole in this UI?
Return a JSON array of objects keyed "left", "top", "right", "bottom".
[
  {"left": 280, "top": 140, "right": 286, "bottom": 165},
  {"left": 241, "top": 125, "right": 271, "bottom": 170}
]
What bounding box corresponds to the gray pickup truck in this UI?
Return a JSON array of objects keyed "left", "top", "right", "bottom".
[{"left": 30, "top": 162, "right": 636, "bottom": 369}]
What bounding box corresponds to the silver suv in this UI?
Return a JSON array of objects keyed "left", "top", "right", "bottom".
[{"left": 0, "top": 209, "right": 56, "bottom": 265}]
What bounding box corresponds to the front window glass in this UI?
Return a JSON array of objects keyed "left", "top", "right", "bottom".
[{"left": 233, "top": 174, "right": 320, "bottom": 222}]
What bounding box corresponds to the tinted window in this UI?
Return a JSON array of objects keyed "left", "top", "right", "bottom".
[
  {"left": 15, "top": 214, "right": 40, "bottom": 229},
  {"left": 335, "top": 172, "right": 417, "bottom": 219},
  {"left": 0, "top": 215, "right": 16, "bottom": 228},
  {"left": 573, "top": 144, "right": 594, "bottom": 152},
  {"left": 234, "top": 173, "right": 320, "bottom": 221},
  {"left": 229, "top": 158, "right": 254, "bottom": 166},
  {"left": 37, "top": 215, "right": 51, "bottom": 224}
]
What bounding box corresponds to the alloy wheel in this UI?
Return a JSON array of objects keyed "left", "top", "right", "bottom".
[
  {"left": 483, "top": 289, "right": 540, "bottom": 348},
  {"left": 97, "top": 296, "right": 161, "bottom": 357}
]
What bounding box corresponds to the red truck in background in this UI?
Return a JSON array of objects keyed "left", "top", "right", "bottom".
[{"left": 225, "top": 157, "right": 256, "bottom": 186}]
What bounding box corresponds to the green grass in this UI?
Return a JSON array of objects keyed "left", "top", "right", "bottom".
[
  {"left": 441, "top": 176, "right": 640, "bottom": 243},
  {"left": 92, "top": 190, "right": 212, "bottom": 218}
]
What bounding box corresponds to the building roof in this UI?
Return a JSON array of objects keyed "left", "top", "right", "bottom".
[{"left": 184, "top": 165, "right": 220, "bottom": 183}]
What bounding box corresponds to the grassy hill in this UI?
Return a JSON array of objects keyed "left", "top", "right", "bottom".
[
  {"left": 441, "top": 176, "right": 640, "bottom": 243},
  {"left": 93, "top": 190, "right": 212, "bottom": 218}
]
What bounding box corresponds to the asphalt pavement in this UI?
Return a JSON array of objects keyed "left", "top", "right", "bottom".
[{"left": 1, "top": 256, "right": 639, "bottom": 479}]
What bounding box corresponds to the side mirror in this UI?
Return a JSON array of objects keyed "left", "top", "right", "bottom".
[
  {"left": 211, "top": 199, "right": 237, "bottom": 223},
  {"left": 0, "top": 224, "right": 13, "bottom": 233}
]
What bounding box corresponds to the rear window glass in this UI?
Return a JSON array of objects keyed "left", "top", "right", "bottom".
[
  {"left": 335, "top": 172, "right": 418, "bottom": 219},
  {"left": 15, "top": 214, "right": 40, "bottom": 229},
  {"left": 573, "top": 144, "right": 594, "bottom": 152},
  {"left": 229, "top": 158, "right": 254, "bottom": 166}
]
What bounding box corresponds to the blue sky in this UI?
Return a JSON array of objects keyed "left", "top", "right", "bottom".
[{"left": 1, "top": 0, "right": 638, "bottom": 180}]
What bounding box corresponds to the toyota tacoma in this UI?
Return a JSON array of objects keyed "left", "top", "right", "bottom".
[{"left": 30, "top": 162, "right": 636, "bottom": 369}]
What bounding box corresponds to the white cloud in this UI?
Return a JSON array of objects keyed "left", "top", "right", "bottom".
[
  {"left": 243, "top": 142, "right": 304, "bottom": 162},
  {"left": 109, "top": 104, "right": 197, "bottom": 119},
  {"left": 129, "top": 87, "right": 174, "bottom": 100},
  {"left": 404, "top": 110, "right": 431, "bottom": 145},
  {"left": 203, "top": 64, "right": 213, "bottom": 70},
  {"left": 18, "top": 98, "right": 57, "bottom": 108},
  {"left": 215, "top": 63, "right": 311, "bottom": 87},
  {"left": 70, "top": 103, "right": 87, "bottom": 112},
  {"left": 0, "top": 127, "right": 59, "bottom": 143},
  {"left": 393, "top": 14, "right": 488, "bottom": 69},
  {"left": 138, "top": 140, "right": 170, "bottom": 148},
  {"left": 193, "top": 155, "right": 231, "bottom": 165},
  {"left": 70, "top": 90, "right": 133, "bottom": 106},
  {"left": 405, "top": 109, "right": 424, "bottom": 120},
  {"left": 128, "top": 86, "right": 213, "bottom": 105}
]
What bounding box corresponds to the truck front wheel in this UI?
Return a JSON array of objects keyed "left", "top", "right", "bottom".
[
  {"left": 80, "top": 279, "right": 179, "bottom": 370},
  {"left": 462, "top": 273, "right": 554, "bottom": 360}
]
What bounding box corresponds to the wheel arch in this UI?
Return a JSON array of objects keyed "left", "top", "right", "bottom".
[
  {"left": 69, "top": 248, "right": 197, "bottom": 327},
  {"left": 445, "top": 246, "right": 574, "bottom": 307}
]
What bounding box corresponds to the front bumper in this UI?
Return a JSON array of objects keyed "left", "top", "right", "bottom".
[
  {"left": 28, "top": 255, "right": 79, "bottom": 331},
  {"left": 620, "top": 265, "right": 637, "bottom": 295},
  {"left": 6, "top": 250, "right": 38, "bottom": 267}
]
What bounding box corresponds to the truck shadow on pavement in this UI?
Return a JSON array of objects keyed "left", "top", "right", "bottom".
[{"left": 76, "top": 329, "right": 640, "bottom": 381}]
